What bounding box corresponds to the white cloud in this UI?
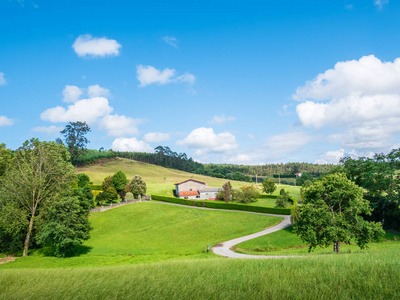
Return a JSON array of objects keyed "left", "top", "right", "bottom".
[
  {"left": 99, "top": 114, "right": 141, "bottom": 136},
  {"left": 374, "top": 0, "right": 388, "bottom": 10},
  {"left": 209, "top": 115, "right": 236, "bottom": 125},
  {"left": 88, "top": 84, "right": 110, "bottom": 98},
  {"left": 0, "top": 116, "right": 13, "bottom": 127},
  {"left": 0, "top": 73, "right": 6, "bottom": 86},
  {"left": 314, "top": 149, "right": 345, "bottom": 164},
  {"left": 143, "top": 132, "right": 170, "bottom": 143},
  {"left": 295, "top": 55, "right": 400, "bottom": 151},
  {"left": 162, "top": 36, "right": 177, "bottom": 48},
  {"left": 32, "top": 125, "right": 63, "bottom": 134},
  {"left": 111, "top": 137, "right": 153, "bottom": 153},
  {"left": 63, "top": 85, "right": 83, "bottom": 103},
  {"left": 136, "top": 65, "right": 195, "bottom": 87},
  {"left": 177, "top": 127, "right": 238, "bottom": 155},
  {"left": 41, "top": 97, "right": 113, "bottom": 124},
  {"left": 265, "top": 131, "right": 316, "bottom": 151},
  {"left": 72, "top": 34, "right": 121, "bottom": 58},
  {"left": 294, "top": 55, "right": 400, "bottom": 101}
]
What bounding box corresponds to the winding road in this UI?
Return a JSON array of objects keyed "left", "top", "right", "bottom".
[{"left": 150, "top": 201, "right": 302, "bottom": 259}]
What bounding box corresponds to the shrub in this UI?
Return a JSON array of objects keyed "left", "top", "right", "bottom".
[
  {"left": 96, "top": 192, "right": 111, "bottom": 206},
  {"left": 125, "top": 192, "right": 134, "bottom": 201},
  {"left": 234, "top": 185, "right": 260, "bottom": 203},
  {"left": 102, "top": 176, "right": 113, "bottom": 191},
  {"left": 106, "top": 187, "right": 118, "bottom": 200},
  {"left": 90, "top": 184, "right": 102, "bottom": 191},
  {"left": 77, "top": 173, "right": 90, "bottom": 188}
]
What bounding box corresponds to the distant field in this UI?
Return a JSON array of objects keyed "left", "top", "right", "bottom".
[
  {"left": 0, "top": 202, "right": 282, "bottom": 269},
  {"left": 77, "top": 158, "right": 302, "bottom": 201}
]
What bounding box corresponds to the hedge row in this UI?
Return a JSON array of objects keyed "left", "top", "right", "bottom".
[
  {"left": 151, "top": 195, "right": 296, "bottom": 215},
  {"left": 90, "top": 184, "right": 103, "bottom": 191}
]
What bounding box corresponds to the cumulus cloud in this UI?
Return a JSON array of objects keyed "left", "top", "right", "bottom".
[
  {"left": 32, "top": 125, "right": 63, "bottom": 134},
  {"left": 0, "top": 73, "right": 6, "bottom": 86},
  {"left": 111, "top": 137, "right": 153, "bottom": 153},
  {"left": 63, "top": 85, "right": 83, "bottom": 103},
  {"left": 177, "top": 127, "right": 238, "bottom": 156},
  {"left": 72, "top": 34, "right": 121, "bottom": 58},
  {"left": 88, "top": 84, "right": 110, "bottom": 98},
  {"left": 41, "top": 97, "right": 113, "bottom": 124},
  {"left": 99, "top": 114, "right": 141, "bottom": 136},
  {"left": 136, "top": 65, "right": 195, "bottom": 87},
  {"left": 294, "top": 55, "right": 400, "bottom": 151},
  {"left": 374, "top": 0, "right": 388, "bottom": 10},
  {"left": 314, "top": 149, "right": 345, "bottom": 164},
  {"left": 0, "top": 116, "right": 13, "bottom": 127},
  {"left": 143, "top": 132, "right": 170, "bottom": 143},
  {"left": 162, "top": 36, "right": 178, "bottom": 48},
  {"left": 209, "top": 115, "right": 236, "bottom": 125},
  {"left": 265, "top": 131, "right": 316, "bottom": 151}
]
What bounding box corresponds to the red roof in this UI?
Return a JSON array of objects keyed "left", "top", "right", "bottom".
[
  {"left": 174, "top": 178, "right": 206, "bottom": 185},
  {"left": 179, "top": 191, "right": 200, "bottom": 197}
]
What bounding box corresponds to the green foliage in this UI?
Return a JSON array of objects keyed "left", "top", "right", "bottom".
[
  {"left": 106, "top": 187, "right": 118, "bottom": 200},
  {"left": 111, "top": 170, "right": 128, "bottom": 192},
  {"left": 218, "top": 181, "right": 232, "bottom": 203},
  {"left": 77, "top": 173, "right": 90, "bottom": 188},
  {"left": 37, "top": 195, "right": 91, "bottom": 257},
  {"left": 0, "top": 143, "right": 12, "bottom": 177},
  {"left": 125, "top": 192, "right": 134, "bottom": 201},
  {"left": 341, "top": 149, "right": 400, "bottom": 230},
  {"left": 0, "top": 139, "right": 78, "bottom": 256},
  {"left": 60, "top": 121, "right": 91, "bottom": 164},
  {"left": 95, "top": 192, "right": 111, "bottom": 206},
  {"left": 295, "top": 173, "right": 314, "bottom": 186},
  {"left": 276, "top": 189, "right": 290, "bottom": 208},
  {"left": 128, "top": 175, "right": 147, "bottom": 197},
  {"left": 262, "top": 178, "right": 276, "bottom": 194},
  {"left": 102, "top": 175, "right": 113, "bottom": 191},
  {"left": 90, "top": 184, "right": 102, "bottom": 191},
  {"left": 151, "top": 195, "right": 295, "bottom": 215},
  {"left": 293, "top": 173, "right": 385, "bottom": 253},
  {"left": 234, "top": 185, "right": 260, "bottom": 203}
]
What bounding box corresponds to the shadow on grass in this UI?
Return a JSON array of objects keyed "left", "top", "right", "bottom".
[{"left": 36, "top": 245, "right": 93, "bottom": 257}]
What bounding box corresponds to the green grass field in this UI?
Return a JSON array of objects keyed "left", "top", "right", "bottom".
[
  {"left": 0, "top": 202, "right": 282, "bottom": 269},
  {"left": 2, "top": 160, "right": 399, "bottom": 299}
]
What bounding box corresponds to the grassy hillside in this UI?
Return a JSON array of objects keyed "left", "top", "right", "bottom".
[
  {"left": 77, "top": 158, "right": 301, "bottom": 200},
  {"left": 0, "top": 202, "right": 281, "bottom": 269}
]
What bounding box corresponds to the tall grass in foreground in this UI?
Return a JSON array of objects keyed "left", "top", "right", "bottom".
[{"left": 1, "top": 251, "right": 399, "bottom": 299}]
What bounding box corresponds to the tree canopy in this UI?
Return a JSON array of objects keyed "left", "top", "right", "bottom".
[
  {"left": 60, "top": 121, "right": 91, "bottom": 164},
  {"left": 262, "top": 178, "right": 276, "bottom": 194},
  {"left": 0, "top": 139, "right": 91, "bottom": 257},
  {"left": 293, "top": 173, "right": 384, "bottom": 253}
]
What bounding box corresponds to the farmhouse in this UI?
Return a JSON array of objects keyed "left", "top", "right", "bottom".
[{"left": 175, "top": 179, "right": 222, "bottom": 200}]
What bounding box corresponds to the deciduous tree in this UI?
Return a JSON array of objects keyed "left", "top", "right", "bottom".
[
  {"left": 127, "top": 175, "right": 147, "bottom": 198},
  {"left": 262, "top": 178, "right": 276, "bottom": 195},
  {"left": 293, "top": 173, "right": 384, "bottom": 253},
  {"left": 60, "top": 121, "right": 91, "bottom": 164}
]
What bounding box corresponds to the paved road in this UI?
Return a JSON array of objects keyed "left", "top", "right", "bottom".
[{"left": 150, "top": 201, "right": 302, "bottom": 259}]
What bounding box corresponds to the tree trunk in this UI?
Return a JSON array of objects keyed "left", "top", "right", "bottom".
[
  {"left": 23, "top": 211, "right": 35, "bottom": 257},
  {"left": 333, "top": 241, "right": 340, "bottom": 253}
]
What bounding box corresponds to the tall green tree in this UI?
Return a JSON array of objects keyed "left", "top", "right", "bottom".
[
  {"left": 111, "top": 170, "right": 128, "bottom": 192},
  {"left": 0, "top": 139, "right": 77, "bottom": 256},
  {"left": 262, "top": 178, "right": 276, "bottom": 195},
  {"left": 77, "top": 173, "right": 90, "bottom": 188},
  {"left": 0, "top": 143, "right": 11, "bottom": 177},
  {"left": 127, "top": 175, "right": 147, "bottom": 198},
  {"left": 293, "top": 173, "right": 384, "bottom": 253},
  {"left": 60, "top": 121, "right": 91, "bottom": 164}
]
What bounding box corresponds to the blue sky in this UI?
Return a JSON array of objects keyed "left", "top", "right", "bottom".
[{"left": 1, "top": 0, "right": 399, "bottom": 164}]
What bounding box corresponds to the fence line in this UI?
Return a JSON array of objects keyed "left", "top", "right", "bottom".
[{"left": 90, "top": 199, "right": 141, "bottom": 213}]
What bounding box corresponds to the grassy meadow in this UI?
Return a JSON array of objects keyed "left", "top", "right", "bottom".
[
  {"left": 0, "top": 202, "right": 282, "bottom": 269},
  {"left": 2, "top": 159, "right": 399, "bottom": 299}
]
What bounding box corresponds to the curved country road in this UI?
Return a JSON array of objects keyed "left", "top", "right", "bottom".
[{"left": 149, "top": 201, "right": 302, "bottom": 259}]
